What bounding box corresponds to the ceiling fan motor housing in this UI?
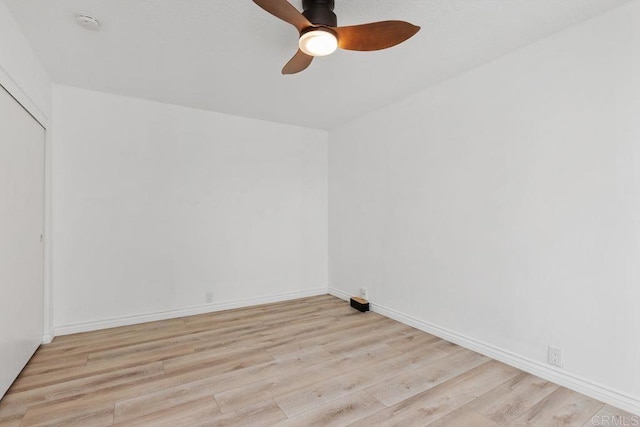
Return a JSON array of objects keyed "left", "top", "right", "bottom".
[{"left": 302, "top": 0, "right": 337, "bottom": 27}]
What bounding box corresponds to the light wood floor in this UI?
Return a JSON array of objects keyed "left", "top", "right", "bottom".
[{"left": 0, "top": 295, "right": 634, "bottom": 426}]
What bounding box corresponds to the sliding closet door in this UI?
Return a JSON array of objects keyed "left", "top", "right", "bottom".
[{"left": 0, "top": 85, "right": 45, "bottom": 398}]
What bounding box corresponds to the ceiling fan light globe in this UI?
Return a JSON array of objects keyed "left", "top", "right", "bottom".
[{"left": 299, "top": 30, "right": 338, "bottom": 56}]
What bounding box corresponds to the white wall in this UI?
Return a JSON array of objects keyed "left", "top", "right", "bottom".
[
  {"left": 329, "top": 0, "right": 640, "bottom": 413},
  {"left": 0, "top": 0, "right": 50, "bottom": 122},
  {"left": 52, "top": 85, "right": 328, "bottom": 330}
]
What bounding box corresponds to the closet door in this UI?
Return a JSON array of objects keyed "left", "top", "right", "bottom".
[{"left": 0, "top": 85, "right": 45, "bottom": 398}]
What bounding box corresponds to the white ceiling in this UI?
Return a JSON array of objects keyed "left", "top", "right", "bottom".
[{"left": 6, "top": 0, "right": 630, "bottom": 129}]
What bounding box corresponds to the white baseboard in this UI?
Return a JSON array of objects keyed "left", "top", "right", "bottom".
[
  {"left": 327, "top": 287, "right": 354, "bottom": 301},
  {"left": 41, "top": 330, "right": 54, "bottom": 344},
  {"left": 54, "top": 287, "right": 328, "bottom": 337},
  {"left": 328, "top": 287, "right": 640, "bottom": 416}
]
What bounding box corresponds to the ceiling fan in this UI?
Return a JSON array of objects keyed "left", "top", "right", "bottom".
[{"left": 253, "top": 0, "right": 421, "bottom": 75}]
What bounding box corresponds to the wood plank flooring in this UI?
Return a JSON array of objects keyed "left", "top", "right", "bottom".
[{"left": 0, "top": 295, "right": 634, "bottom": 426}]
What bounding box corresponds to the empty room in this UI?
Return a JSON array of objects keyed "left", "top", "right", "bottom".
[{"left": 1, "top": 0, "right": 639, "bottom": 425}]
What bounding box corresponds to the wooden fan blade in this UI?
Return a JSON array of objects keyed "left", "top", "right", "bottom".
[
  {"left": 335, "top": 21, "right": 420, "bottom": 51},
  {"left": 282, "top": 49, "right": 314, "bottom": 75},
  {"left": 253, "top": 0, "right": 312, "bottom": 33}
]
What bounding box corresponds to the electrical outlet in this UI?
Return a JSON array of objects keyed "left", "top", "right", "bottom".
[
  {"left": 548, "top": 346, "right": 563, "bottom": 368},
  {"left": 205, "top": 292, "right": 214, "bottom": 304},
  {"left": 361, "top": 287, "right": 369, "bottom": 300}
]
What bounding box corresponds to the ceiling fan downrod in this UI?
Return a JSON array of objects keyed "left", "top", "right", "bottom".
[{"left": 302, "top": 0, "right": 337, "bottom": 28}]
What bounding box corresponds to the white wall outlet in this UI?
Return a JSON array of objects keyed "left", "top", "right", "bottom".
[
  {"left": 548, "top": 346, "right": 563, "bottom": 368},
  {"left": 205, "top": 292, "right": 214, "bottom": 304},
  {"left": 361, "top": 287, "right": 369, "bottom": 300}
]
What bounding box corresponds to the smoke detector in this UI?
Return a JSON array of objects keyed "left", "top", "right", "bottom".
[{"left": 75, "top": 14, "right": 101, "bottom": 31}]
